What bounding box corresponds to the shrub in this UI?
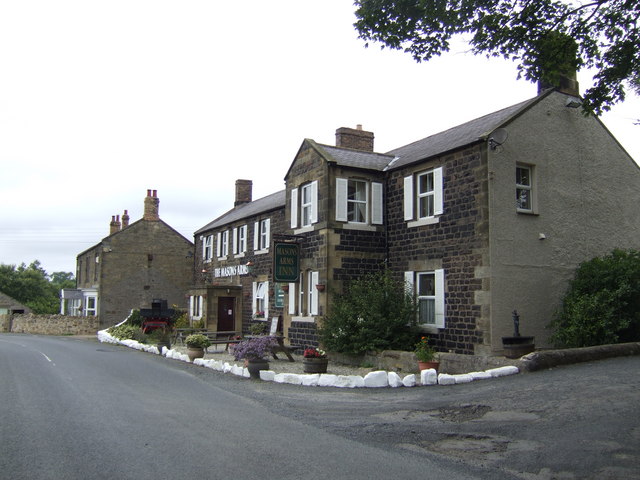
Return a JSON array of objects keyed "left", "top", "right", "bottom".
[
  {"left": 550, "top": 249, "right": 640, "bottom": 348},
  {"left": 318, "top": 269, "right": 417, "bottom": 355},
  {"left": 107, "top": 324, "right": 139, "bottom": 340},
  {"left": 185, "top": 334, "right": 211, "bottom": 349},
  {"left": 127, "top": 310, "right": 142, "bottom": 327}
]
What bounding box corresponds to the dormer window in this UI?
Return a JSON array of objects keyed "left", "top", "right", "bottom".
[{"left": 336, "top": 178, "right": 383, "bottom": 225}]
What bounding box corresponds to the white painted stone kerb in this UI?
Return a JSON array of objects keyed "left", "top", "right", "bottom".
[{"left": 97, "top": 329, "right": 519, "bottom": 388}]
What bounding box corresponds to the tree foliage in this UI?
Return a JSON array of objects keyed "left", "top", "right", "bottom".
[
  {"left": 318, "top": 269, "right": 418, "bottom": 355},
  {"left": 550, "top": 249, "right": 640, "bottom": 347},
  {"left": 354, "top": 0, "right": 640, "bottom": 115},
  {"left": 0, "top": 261, "right": 75, "bottom": 314}
]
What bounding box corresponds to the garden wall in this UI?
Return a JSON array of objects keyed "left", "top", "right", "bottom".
[{"left": 5, "top": 313, "right": 100, "bottom": 336}]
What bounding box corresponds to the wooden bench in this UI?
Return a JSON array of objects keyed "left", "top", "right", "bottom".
[
  {"left": 266, "top": 317, "right": 302, "bottom": 362},
  {"left": 203, "top": 331, "right": 242, "bottom": 352}
]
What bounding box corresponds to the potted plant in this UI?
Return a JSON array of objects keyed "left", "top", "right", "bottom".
[
  {"left": 185, "top": 333, "right": 211, "bottom": 362},
  {"left": 415, "top": 336, "right": 440, "bottom": 372},
  {"left": 233, "top": 336, "right": 277, "bottom": 379},
  {"left": 302, "top": 347, "right": 328, "bottom": 373}
]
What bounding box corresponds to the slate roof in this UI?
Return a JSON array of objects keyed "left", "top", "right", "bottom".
[
  {"left": 385, "top": 95, "right": 542, "bottom": 170},
  {"left": 315, "top": 143, "right": 395, "bottom": 171},
  {"left": 195, "top": 189, "right": 286, "bottom": 234}
]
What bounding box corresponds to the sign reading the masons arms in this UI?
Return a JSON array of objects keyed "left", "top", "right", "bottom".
[{"left": 273, "top": 242, "right": 299, "bottom": 282}]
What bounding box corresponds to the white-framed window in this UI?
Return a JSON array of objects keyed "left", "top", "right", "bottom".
[
  {"left": 404, "top": 167, "right": 443, "bottom": 226},
  {"left": 336, "top": 178, "right": 384, "bottom": 225},
  {"left": 290, "top": 181, "right": 318, "bottom": 229},
  {"left": 233, "top": 225, "right": 247, "bottom": 256},
  {"left": 203, "top": 235, "right": 213, "bottom": 261},
  {"left": 405, "top": 269, "right": 445, "bottom": 328},
  {"left": 516, "top": 164, "right": 534, "bottom": 213},
  {"left": 308, "top": 270, "right": 319, "bottom": 315},
  {"left": 252, "top": 281, "right": 269, "bottom": 318},
  {"left": 84, "top": 295, "right": 97, "bottom": 316},
  {"left": 189, "top": 295, "right": 203, "bottom": 320},
  {"left": 217, "top": 230, "right": 229, "bottom": 259},
  {"left": 253, "top": 218, "right": 270, "bottom": 253}
]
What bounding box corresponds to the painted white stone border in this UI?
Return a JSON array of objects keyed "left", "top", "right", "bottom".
[{"left": 97, "top": 329, "right": 519, "bottom": 388}]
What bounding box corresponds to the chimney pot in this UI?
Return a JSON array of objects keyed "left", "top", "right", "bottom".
[
  {"left": 122, "top": 210, "right": 130, "bottom": 228},
  {"left": 144, "top": 189, "right": 160, "bottom": 221}
]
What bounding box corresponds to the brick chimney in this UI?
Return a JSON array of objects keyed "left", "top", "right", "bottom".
[
  {"left": 121, "top": 209, "right": 130, "bottom": 228},
  {"left": 335, "top": 125, "right": 374, "bottom": 152},
  {"left": 143, "top": 189, "right": 160, "bottom": 221},
  {"left": 109, "top": 215, "right": 121, "bottom": 235},
  {"left": 235, "top": 179, "right": 252, "bottom": 206}
]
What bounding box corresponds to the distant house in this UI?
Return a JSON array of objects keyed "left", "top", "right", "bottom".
[
  {"left": 61, "top": 190, "right": 194, "bottom": 329},
  {"left": 0, "top": 291, "right": 31, "bottom": 315},
  {"left": 190, "top": 83, "right": 640, "bottom": 355}
]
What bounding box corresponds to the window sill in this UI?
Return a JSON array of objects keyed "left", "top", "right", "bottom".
[
  {"left": 291, "top": 315, "right": 316, "bottom": 323},
  {"left": 340, "top": 223, "right": 378, "bottom": 232},
  {"left": 254, "top": 248, "right": 269, "bottom": 256},
  {"left": 407, "top": 216, "right": 440, "bottom": 228},
  {"left": 516, "top": 209, "right": 538, "bottom": 216},
  {"left": 418, "top": 324, "right": 441, "bottom": 334},
  {"left": 217, "top": 256, "right": 228, "bottom": 261},
  {"left": 234, "top": 253, "right": 246, "bottom": 259},
  {"left": 293, "top": 225, "right": 314, "bottom": 234}
]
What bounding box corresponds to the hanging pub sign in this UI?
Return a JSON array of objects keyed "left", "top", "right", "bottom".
[{"left": 273, "top": 242, "right": 299, "bottom": 282}]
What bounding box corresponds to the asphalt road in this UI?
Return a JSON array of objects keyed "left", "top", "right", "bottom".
[
  {"left": 1, "top": 334, "right": 513, "bottom": 480},
  {"left": 2, "top": 334, "right": 639, "bottom": 480}
]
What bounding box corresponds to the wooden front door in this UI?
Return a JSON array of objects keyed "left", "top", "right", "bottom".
[{"left": 217, "top": 297, "right": 235, "bottom": 331}]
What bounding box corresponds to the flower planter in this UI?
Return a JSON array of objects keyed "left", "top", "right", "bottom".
[
  {"left": 418, "top": 361, "right": 440, "bottom": 372},
  {"left": 186, "top": 346, "right": 205, "bottom": 362},
  {"left": 502, "top": 336, "right": 535, "bottom": 359},
  {"left": 246, "top": 358, "right": 270, "bottom": 379},
  {"left": 303, "top": 357, "right": 329, "bottom": 374}
]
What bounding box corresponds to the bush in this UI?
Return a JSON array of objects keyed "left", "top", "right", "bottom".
[
  {"left": 550, "top": 249, "right": 640, "bottom": 348},
  {"left": 107, "top": 324, "right": 140, "bottom": 340},
  {"left": 127, "top": 310, "right": 142, "bottom": 327},
  {"left": 318, "top": 269, "right": 417, "bottom": 355}
]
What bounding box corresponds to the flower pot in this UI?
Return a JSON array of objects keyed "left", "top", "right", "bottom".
[
  {"left": 186, "top": 346, "right": 205, "bottom": 362},
  {"left": 246, "top": 358, "right": 269, "bottom": 379},
  {"left": 303, "top": 357, "right": 329, "bottom": 374},
  {"left": 418, "top": 361, "right": 440, "bottom": 372}
]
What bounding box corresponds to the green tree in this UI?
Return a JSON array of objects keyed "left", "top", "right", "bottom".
[
  {"left": 550, "top": 249, "right": 640, "bottom": 347},
  {"left": 0, "top": 261, "right": 75, "bottom": 314},
  {"left": 318, "top": 269, "right": 418, "bottom": 355},
  {"left": 354, "top": 0, "right": 640, "bottom": 115}
]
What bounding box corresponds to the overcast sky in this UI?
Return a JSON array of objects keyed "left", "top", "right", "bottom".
[{"left": 1, "top": 1, "right": 638, "bottom": 275}]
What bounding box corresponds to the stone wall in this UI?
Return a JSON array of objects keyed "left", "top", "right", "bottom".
[
  {"left": 8, "top": 313, "right": 100, "bottom": 335},
  {"left": 1, "top": 314, "right": 10, "bottom": 332},
  {"left": 386, "top": 145, "right": 490, "bottom": 355}
]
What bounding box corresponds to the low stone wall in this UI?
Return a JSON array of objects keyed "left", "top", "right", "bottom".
[
  {"left": 8, "top": 313, "right": 100, "bottom": 336},
  {"left": 329, "top": 349, "right": 519, "bottom": 374},
  {"left": 1, "top": 314, "right": 10, "bottom": 333}
]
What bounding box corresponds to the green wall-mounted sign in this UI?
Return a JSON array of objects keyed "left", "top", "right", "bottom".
[{"left": 273, "top": 242, "right": 299, "bottom": 283}]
